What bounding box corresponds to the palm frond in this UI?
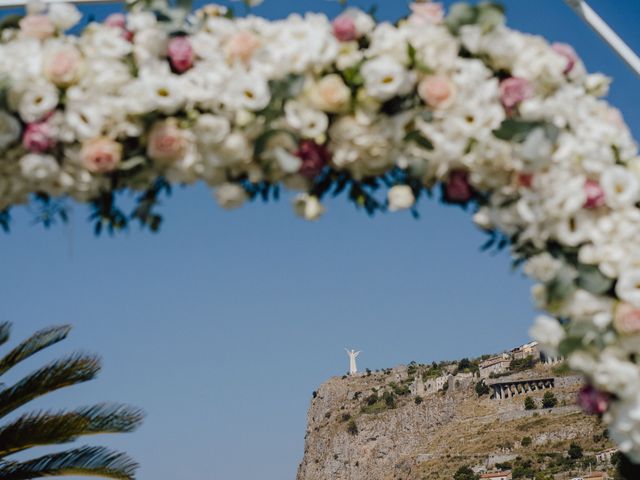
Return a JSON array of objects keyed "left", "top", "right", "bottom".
[
  {"left": 0, "top": 404, "right": 144, "bottom": 457},
  {"left": 0, "top": 324, "right": 10, "bottom": 350},
  {"left": 0, "top": 325, "right": 71, "bottom": 377},
  {"left": 0, "top": 354, "right": 100, "bottom": 420},
  {"left": 0, "top": 446, "right": 138, "bottom": 479}
]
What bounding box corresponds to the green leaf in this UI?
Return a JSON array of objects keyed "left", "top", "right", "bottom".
[
  {"left": 0, "top": 325, "right": 72, "bottom": 377},
  {"left": 493, "top": 119, "right": 543, "bottom": 142},
  {"left": 404, "top": 130, "right": 434, "bottom": 150},
  {"left": 0, "top": 14, "right": 23, "bottom": 32},
  {"left": 477, "top": 2, "right": 505, "bottom": 32},
  {"left": 546, "top": 266, "right": 577, "bottom": 306},
  {"left": 445, "top": 3, "right": 478, "bottom": 35},
  {"left": 577, "top": 264, "right": 613, "bottom": 295},
  {"left": 558, "top": 336, "right": 582, "bottom": 358},
  {"left": 117, "top": 156, "right": 146, "bottom": 172}
]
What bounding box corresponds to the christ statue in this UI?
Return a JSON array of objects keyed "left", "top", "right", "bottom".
[{"left": 345, "top": 349, "right": 361, "bottom": 375}]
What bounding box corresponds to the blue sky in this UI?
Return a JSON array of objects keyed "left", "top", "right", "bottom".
[{"left": 0, "top": 1, "right": 639, "bottom": 479}]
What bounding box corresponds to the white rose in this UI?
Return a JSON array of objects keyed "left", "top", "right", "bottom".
[
  {"left": 48, "top": 3, "right": 82, "bottom": 31},
  {"left": 523, "top": 253, "right": 562, "bottom": 283},
  {"left": 13, "top": 80, "right": 59, "bottom": 123},
  {"left": 616, "top": 269, "right": 640, "bottom": 307},
  {"left": 293, "top": 194, "right": 325, "bottom": 221},
  {"left": 19, "top": 153, "right": 59, "bottom": 181},
  {"left": 341, "top": 8, "right": 375, "bottom": 36},
  {"left": 0, "top": 111, "right": 21, "bottom": 151},
  {"left": 529, "top": 315, "right": 565, "bottom": 356},
  {"left": 284, "top": 101, "right": 328, "bottom": 139},
  {"left": 214, "top": 183, "right": 248, "bottom": 209},
  {"left": 601, "top": 166, "right": 640, "bottom": 208},
  {"left": 194, "top": 114, "right": 231, "bottom": 147},
  {"left": 593, "top": 350, "right": 640, "bottom": 400},
  {"left": 387, "top": 185, "right": 415, "bottom": 211},
  {"left": 361, "top": 55, "right": 415, "bottom": 101},
  {"left": 83, "top": 26, "right": 132, "bottom": 59}
]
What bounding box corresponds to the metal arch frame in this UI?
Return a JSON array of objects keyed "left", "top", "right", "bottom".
[{"left": 0, "top": 0, "right": 638, "bottom": 77}]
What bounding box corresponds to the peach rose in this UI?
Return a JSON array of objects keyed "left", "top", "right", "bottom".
[
  {"left": 418, "top": 75, "right": 455, "bottom": 108},
  {"left": 308, "top": 74, "right": 351, "bottom": 114},
  {"left": 409, "top": 2, "right": 444, "bottom": 24},
  {"left": 43, "top": 45, "right": 83, "bottom": 87},
  {"left": 614, "top": 303, "right": 640, "bottom": 334},
  {"left": 19, "top": 15, "right": 55, "bottom": 40},
  {"left": 81, "top": 137, "right": 122, "bottom": 173},
  {"left": 147, "top": 120, "right": 187, "bottom": 165},
  {"left": 226, "top": 31, "right": 260, "bottom": 64}
]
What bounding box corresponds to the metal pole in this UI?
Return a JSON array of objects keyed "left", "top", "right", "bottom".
[{"left": 564, "top": 0, "right": 640, "bottom": 77}]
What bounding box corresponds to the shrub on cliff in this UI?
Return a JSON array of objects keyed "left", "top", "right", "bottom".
[{"left": 542, "top": 392, "right": 558, "bottom": 409}]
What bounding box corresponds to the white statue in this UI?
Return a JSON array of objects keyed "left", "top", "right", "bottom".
[{"left": 346, "top": 349, "right": 361, "bottom": 375}]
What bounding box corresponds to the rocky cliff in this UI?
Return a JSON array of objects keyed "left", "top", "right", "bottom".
[{"left": 297, "top": 363, "right": 612, "bottom": 480}]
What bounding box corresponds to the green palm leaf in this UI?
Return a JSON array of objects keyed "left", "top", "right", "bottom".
[
  {"left": 0, "top": 354, "right": 100, "bottom": 420},
  {"left": 0, "top": 324, "right": 10, "bottom": 350},
  {"left": 0, "top": 404, "right": 144, "bottom": 456},
  {"left": 0, "top": 325, "right": 71, "bottom": 376},
  {"left": 0, "top": 446, "right": 138, "bottom": 479}
]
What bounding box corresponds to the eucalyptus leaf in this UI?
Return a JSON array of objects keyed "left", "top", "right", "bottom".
[
  {"left": 577, "top": 264, "right": 613, "bottom": 295},
  {"left": 445, "top": 3, "right": 478, "bottom": 35},
  {"left": 493, "top": 119, "right": 545, "bottom": 143},
  {"left": 546, "top": 265, "right": 578, "bottom": 306},
  {"left": 404, "top": 130, "right": 434, "bottom": 151},
  {"left": 118, "top": 156, "right": 147, "bottom": 172}
]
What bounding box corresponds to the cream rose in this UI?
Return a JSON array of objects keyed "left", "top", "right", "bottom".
[
  {"left": 226, "top": 31, "right": 261, "bottom": 64},
  {"left": 43, "top": 44, "right": 83, "bottom": 87},
  {"left": 418, "top": 75, "right": 455, "bottom": 108},
  {"left": 19, "top": 14, "right": 55, "bottom": 40},
  {"left": 307, "top": 74, "right": 351, "bottom": 113},
  {"left": 81, "top": 137, "right": 123, "bottom": 173}
]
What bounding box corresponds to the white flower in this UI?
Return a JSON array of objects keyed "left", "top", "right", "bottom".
[
  {"left": 387, "top": 185, "right": 415, "bottom": 211},
  {"left": 593, "top": 350, "right": 640, "bottom": 400},
  {"left": 82, "top": 25, "right": 132, "bottom": 59},
  {"left": 601, "top": 166, "right": 640, "bottom": 208},
  {"left": 520, "top": 128, "right": 552, "bottom": 171},
  {"left": 232, "top": 0, "right": 263, "bottom": 6},
  {"left": 529, "top": 315, "right": 565, "bottom": 356},
  {"left": 340, "top": 8, "right": 375, "bottom": 37},
  {"left": 606, "top": 398, "right": 640, "bottom": 461},
  {"left": 194, "top": 114, "right": 231, "bottom": 147},
  {"left": 616, "top": 269, "right": 640, "bottom": 307},
  {"left": 284, "top": 101, "right": 328, "bottom": 139},
  {"left": 214, "top": 183, "right": 247, "bottom": 209},
  {"left": 223, "top": 72, "right": 270, "bottom": 111},
  {"left": 12, "top": 80, "right": 59, "bottom": 123},
  {"left": 48, "top": 3, "right": 82, "bottom": 31},
  {"left": 0, "top": 112, "right": 21, "bottom": 151},
  {"left": 523, "top": 253, "right": 562, "bottom": 283},
  {"left": 293, "top": 194, "right": 324, "bottom": 221},
  {"left": 19, "top": 153, "right": 59, "bottom": 181},
  {"left": 361, "top": 56, "right": 415, "bottom": 101}
]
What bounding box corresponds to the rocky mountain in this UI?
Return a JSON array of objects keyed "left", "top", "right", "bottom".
[{"left": 297, "top": 361, "right": 614, "bottom": 480}]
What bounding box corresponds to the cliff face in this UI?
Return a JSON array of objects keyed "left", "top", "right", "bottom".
[{"left": 297, "top": 364, "right": 610, "bottom": 480}]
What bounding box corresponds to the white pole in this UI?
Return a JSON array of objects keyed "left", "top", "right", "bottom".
[
  {"left": 564, "top": 0, "right": 640, "bottom": 77},
  {"left": 0, "top": 0, "right": 118, "bottom": 7}
]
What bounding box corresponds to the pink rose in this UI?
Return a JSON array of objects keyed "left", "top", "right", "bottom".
[
  {"left": 418, "top": 75, "right": 455, "bottom": 109},
  {"left": 104, "top": 13, "right": 133, "bottom": 42},
  {"left": 19, "top": 15, "right": 55, "bottom": 40},
  {"left": 552, "top": 42, "right": 579, "bottom": 74},
  {"left": 104, "top": 13, "right": 126, "bottom": 29},
  {"left": 23, "top": 122, "right": 55, "bottom": 153},
  {"left": 500, "top": 77, "right": 534, "bottom": 110},
  {"left": 409, "top": 2, "right": 444, "bottom": 24},
  {"left": 226, "top": 31, "right": 261, "bottom": 64},
  {"left": 584, "top": 179, "right": 605, "bottom": 209},
  {"left": 168, "top": 36, "right": 194, "bottom": 74},
  {"left": 577, "top": 384, "right": 610, "bottom": 415},
  {"left": 517, "top": 172, "right": 534, "bottom": 189},
  {"left": 81, "top": 137, "right": 122, "bottom": 174},
  {"left": 43, "top": 45, "right": 83, "bottom": 87},
  {"left": 295, "top": 140, "right": 330, "bottom": 179},
  {"left": 614, "top": 303, "right": 640, "bottom": 334},
  {"left": 444, "top": 170, "right": 473, "bottom": 204},
  {"left": 332, "top": 15, "right": 357, "bottom": 42},
  {"left": 147, "top": 120, "right": 187, "bottom": 165}
]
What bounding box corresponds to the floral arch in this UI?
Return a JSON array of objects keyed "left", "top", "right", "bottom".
[{"left": 1, "top": 0, "right": 640, "bottom": 465}]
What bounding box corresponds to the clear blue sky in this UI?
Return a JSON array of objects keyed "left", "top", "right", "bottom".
[{"left": 0, "top": 1, "right": 639, "bottom": 479}]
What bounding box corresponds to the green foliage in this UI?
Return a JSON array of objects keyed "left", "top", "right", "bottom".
[
  {"left": 567, "top": 442, "right": 583, "bottom": 460},
  {"left": 346, "top": 419, "right": 358, "bottom": 436},
  {"left": 453, "top": 465, "right": 479, "bottom": 480},
  {"left": 445, "top": 2, "right": 504, "bottom": 35},
  {"left": 542, "top": 392, "right": 558, "bottom": 409},
  {"left": 521, "top": 436, "right": 532, "bottom": 447},
  {"left": 0, "top": 323, "right": 143, "bottom": 479},
  {"left": 414, "top": 396, "right": 423, "bottom": 405},
  {"left": 524, "top": 396, "right": 537, "bottom": 410},
  {"left": 509, "top": 355, "right": 536, "bottom": 372},
  {"left": 512, "top": 458, "right": 534, "bottom": 479},
  {"left": 475, "top": 381, "right": 490, "bottom": 397},
  {"left": 389, "top": 382, "right": 410, "bottom": 396}
]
